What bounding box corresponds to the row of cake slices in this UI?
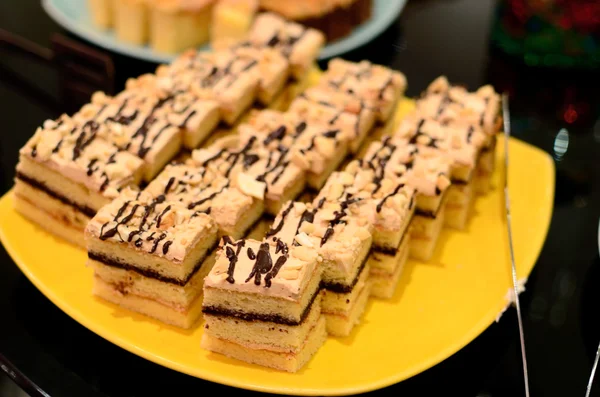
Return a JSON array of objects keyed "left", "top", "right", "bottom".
[
  {"left": 198, "top": 79, "right": 502, "bottom": 372},
  {"left": 89, "top": 0, "right": 260, "bottom": 54},
  {"left": 81, "top": 54, "right": 408, "bottom": 334},
  {"left": 81, "top": 75, "right": 500, "bottom": 372},
  {"left": 12, "top": 12, "right": 344, "bottom": 247}
]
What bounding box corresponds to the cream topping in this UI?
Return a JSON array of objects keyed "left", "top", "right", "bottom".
[
  {"left": 321, "top": 58, "right": 407, "bottom": 110},
  {"left": 204, "top": 237, "right": 318, "bottom": 301},
  {"left": 20, "top": 115, "right": 143, "bottom": 197},
  {"left": 86, "top": 188, "right": 218, "bottom": 262},
  {"left": 143, "top": 163, "right": 255, "bottom": 231}
]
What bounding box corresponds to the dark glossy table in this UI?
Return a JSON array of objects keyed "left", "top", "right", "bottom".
[{"left": 1, "top": 0, "right": 599, "bottom": 396}]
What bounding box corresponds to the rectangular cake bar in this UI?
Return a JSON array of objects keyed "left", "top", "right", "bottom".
[
  {"left": 394, "top": 116, "right": 487, "bottom": 229},
  {"left": 240, "top": 109, "right": 349, "bottom": 189},
  {"left": 14, "top": 115, "right": 144, "bottom": 247},
  {"left": 415, "top": 76, "right": 501, "bottom": 194},
  {"left": 202, "top": 236, "right": 326, "bottom": 372},
  {"left": 85, "top": 188, "right": 219, "bottom": 328},
  {"left": 289, "top": 87, "right": 376, "bottom": 153},
  {"left": 189, "top": 134, "right": 306, "bottom": 216},
  {"left": 143, "top": 163, "right": 264, "bottom": 239},
  {"left": 247, "top": 12, "right": 325, "bottom": 80},
  {"left": 318, "top": 58, "right": 407, "bottom": 123},
  {"left": 266, "top": 200, "right": 373, "bottom": 337},
  {"left": 362, "top": 137, "right": 452, "bottom": 262}
]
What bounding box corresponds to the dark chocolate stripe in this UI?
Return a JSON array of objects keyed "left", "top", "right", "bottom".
[
  {"left": 15, "top": 172, "right": 96, "bottom": 218},
  {"left": 320, "top": 249, "right": 370, "bottom": 293},
  {"left": 202, "top": 285, "right": 321, "bottom": 326},
  {"left": 88, "top": 240, "right": 218, "bottom": 286}
]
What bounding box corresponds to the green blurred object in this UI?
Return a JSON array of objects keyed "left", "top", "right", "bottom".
[{"left": 492, "top": 0, "right": 600, "bottom": 69}]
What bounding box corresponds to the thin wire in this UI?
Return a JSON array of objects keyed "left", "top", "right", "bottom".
[
  {"left": 503, "top": 93, "right": 530, "bottom": 397},
  {"left": 585, "top": 341, "right": 600, "bottom": 397}
]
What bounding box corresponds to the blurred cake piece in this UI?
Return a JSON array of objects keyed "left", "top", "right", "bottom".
[
  {"left": 211, "top": 0, "right": 258, "bottom": 49},
  {"left": 150, "top": 0, "right": 216, "bottom": 54},
  {"left": 113, "top": 0, "right": 149, "bottom": 45},
  {"left": 258, "top": 0, "right": 373, "bottom": 42},
  {"left": 88, "top": 0, "right": 114, "bottom": 29},
  {"left": 319, "top": 59, "right": 407, "bottom": 122},
  {"left": 289, "top": 88, "right": 376, "bottom": 153},
  {"left": 85, "top": 189, "right": 219, "bottom": 328},
  {"left": 158, "top": 49, "right": 261, "bottom": 124},
  {"left": 202, "top": 236, "right": 326, "bottom": 372},
  {"left": 247, "top": 12, "right": 325, "bottom": 79},
  {"left": 14, "top": 115, "right": 144, "bottom": 247}
]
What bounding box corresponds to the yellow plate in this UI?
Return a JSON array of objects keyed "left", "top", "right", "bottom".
[{"left": 0, "top": 136, "right": 554, "bottom": 395}]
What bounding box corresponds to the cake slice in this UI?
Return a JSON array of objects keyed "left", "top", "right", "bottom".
[
  {"left": 76, "top": 89, "right": 182, "bottom": 182},
  {"left": 113, "top": 0, "right": 149, "bottom": 45},
  {"left": 319, "top": 58, "right": 407, "bottom": 122},
  {"left": 85, "top": 189, "right": 219, "bottom": 328},
  {"left": 190, "top": 135, "right": 306, "bottom": 215},
  {"left": 417, "top": 77, "right": 501, "bottom": 194},
  {"left": 292, "top": 87, "right": 376, "bottom": 153},
  {"left": 247, "top": 12, "right": 325, "bottom": 80},
  {"left": 240, "top": 110, "right": 349, "bottom": 189},
  {"left": 14, "top": 115, "right": 144, "bottom": 247},
  {"left": 266, "top": 200, "right": 372, "bottom": 337},
  {"left": 288, "top": 94, "right": 374, "bottom": 155},
  {"left": 211, "top": 0, "right": 259, "bottom": 49},
  {"left": 395, "top": 117, "right": 487, "bottom": 229},
  {"left": 228, "top": 45, "right": 290, "bottom": 105},
  {"left": 202, "top": 236, "right": 326, "bottom": 372},
  {"left": 149, "top": 0, "right": 215, "bottom": 54},
  {"left": 362, "top": 137, "right": 452, "bottom": 261},
  {"left": 318, "top": 159, "right": 416, "bottom": 299},
  {"left": 157, "top": 49, "right": 261, "bottom": 125},
  {"left": 123, "top": 74, "right": 221, "bottom": 150},
  {"left": 88, "top": 0, "right": 113, "bottom": 29},
  {"left": 143, "top": 163, "right": 264, "bottom": 239}
]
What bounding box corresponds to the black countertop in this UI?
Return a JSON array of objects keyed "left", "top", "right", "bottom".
[{"left": 1, "top": 0, "right": 599, "bottom": 396}]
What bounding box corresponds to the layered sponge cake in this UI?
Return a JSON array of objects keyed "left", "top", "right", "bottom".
[
  {"left": 415, "top": 76, "right": 501, "bottom": 194},
  {"left": 247, "top": 12, "right": 325, "bottom": 80},
  {"left": 320, "top": 159, "right": 416, "bottom": 299},
  {"left": 266, "top": 200, "right": 373, "bottom": 337},
  {"left": 318, "top": 58, "right": 407, "bottom": 123},
  {"left": 202, "top": 236, "right": 326, "bottom": 372},
  {"left": 143, "top": 163, "right": 264, "bottom": 239},
  {"left": 190, "top": 134, "right": 306, "bottom": 215},
  {"left": 362, "top": 137, "right": 452, "bottom": 262},
  {"left": 239, "top": 109, "right": 349, "bottom": 189},
  {"left": 395, "top": 116, "right": 487, "bottom": 230},
  {"left": 85, "top": 189, "right": 219, "bottom": 328},
  {"left": 14, "top": 115, "right": 144, "bottom": 247}
]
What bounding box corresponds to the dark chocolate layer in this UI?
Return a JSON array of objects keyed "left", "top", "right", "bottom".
[
  {"left": 88, "top": 240, "right": 217, "bottom": 287},
  {"left": 202, "top": 285, "right": 321, "bottom": 326},
  {"left": 372, "top": 232, "right": 408, "bottom": 256},
  {"left": 321, "top": 249, "right": 369, "bottom": 293},
  {"left": 16, "top": 171, "right": 97, "bottom": 218}
]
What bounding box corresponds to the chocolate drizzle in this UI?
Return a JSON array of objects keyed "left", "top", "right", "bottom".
[
  {"left": 223, "top": 236, "right": 245, "bottom": 284},
  {"left": 376, "top": 183, "right": 405, "bottom": 213},
  {"left": 266, "top": 201, "right": 294, "bottom": 237}
]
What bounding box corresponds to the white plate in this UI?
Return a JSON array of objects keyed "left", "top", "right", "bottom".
[{"left": 42, "top": 0, "right": 407, "bottom": 63}]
